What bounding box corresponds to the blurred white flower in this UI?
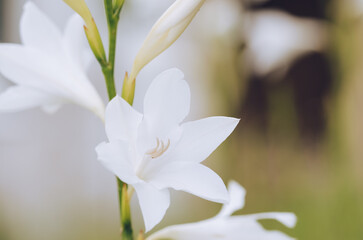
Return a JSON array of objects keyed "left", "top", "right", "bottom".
[
  {"left": 147, "top": 180, "right": 297, "bottom": 240},
  {"left": 351, "top": 0, "right": 363, "bottom": 16},
  {"left": 0, "top": 2, "right": 105, "bottom": 119},
  {"left": 96, "top": 68, "right": 239, "bottom": 232},
  {"left": 245, "top": 10, "right": 328, "bottom": 76},
  {"left": 129, "top": 0, "right": 206, "bottom": 82}
]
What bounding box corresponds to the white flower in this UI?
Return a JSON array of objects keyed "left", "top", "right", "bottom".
[
  {"left": 245, "top": 10, "right": 327, "bottom": 76},
  {"left": 96, "top": 68, "right": 239, "bottom": 232},
  {"left": 147, "top": 181, "right": 297, "bottom": 240},
  {"left": 0, "top": 2, "right": 104, "bottom": 119},
  {"left": 129, "top": 0, "right": 206, "bottom": 82}
]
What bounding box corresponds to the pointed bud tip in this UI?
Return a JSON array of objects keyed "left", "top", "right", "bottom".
[{"left": 137, "top": 230, "right": 145, "bottom": 240}]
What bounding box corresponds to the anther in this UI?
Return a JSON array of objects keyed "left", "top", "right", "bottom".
[{"left": 146, "top": 138, "right": 170, "bottom": 158}]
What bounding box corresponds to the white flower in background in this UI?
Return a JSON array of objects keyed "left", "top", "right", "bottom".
[
  {"left": 129, "top": 0, "right": 206, "bottom": 82},
  {"left": 96, "top": 68, "right": 239, "bottom": 232},
  {"left": 350, "top": 0, "right": 363, "bottom": 16},
  {"left": 0, "top": 2, "right": 105, "bottom": 119},
  {"left": 245, "top": 10, "right": 328, "bottom": 76},
  {"left": 148, "top": 181, "right": 297, "bottom": 240}
]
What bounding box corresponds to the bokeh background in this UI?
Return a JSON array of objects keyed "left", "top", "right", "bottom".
[{"left": 0, "top": 0, "right": 363, "bottom": 239}]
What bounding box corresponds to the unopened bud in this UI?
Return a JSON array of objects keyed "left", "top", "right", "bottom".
[
  {"left": 121, "top": 184, "right": 131, "bottom": 225},
  {"left": 63, "top": 0, "right": 106, "bottom": 62},
  {"left": 129, "top": 0, "right": 206, "bottom": 81},
  {"left": 121, "top": 72, "right": 136, "bottom": 105}
]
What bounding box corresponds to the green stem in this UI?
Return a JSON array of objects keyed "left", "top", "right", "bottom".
[
  {"left": 117, "top": 178, "right": 124, "bottom": 230},
  {"left": 108, "top": 16, "right": 118, "bottom": 74},
  {"left": 102, "top": 0, "right": 118, "bottom": 100},
  {"left": 102, "top": 1, "right": 133, "bottom": 239},
  {"left": 102, "top": 65, "right": 117, "bottom": 99}
]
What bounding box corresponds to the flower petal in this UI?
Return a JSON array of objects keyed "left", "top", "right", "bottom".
[
  {"left": 147, "top": 215, "right": 296, "bottom": 240},
  {"left": 249, "top": 212, "right": 297, "bottom": 228},
  {"left": 169, "top": 116, "right": 239, "bottom": 163},
  {"left": 0, "top": 86, "right": 60, "bottom": 112},
  {"left": 141, "top": 68, "right": 190, "bottom": 140},
  {"left": 95, "top": 141, "right": 140, "bottom": 184},
  {"left": 105, "top": 96, "right": 143, "bottom": 142},
  {"left": 148, "top": 162, "right": 228, "bottom": 203},
  {"left": 20, "top": 2, "right": 62, "bottom": 53},
  {"left": 0, "top": 44, "right": 62, "bottom": 93},
  {"left": 133, "top": 182, "right": 170, "bottom": 232},
  {"left": 0, "top": 44, "right": 105, "bottom": 118},
  {"left": 216, "top": 180, "right": 246, "bottom": 218}
]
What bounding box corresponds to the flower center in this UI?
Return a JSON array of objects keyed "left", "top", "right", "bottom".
[{"left": 146, "top": 138, "right": 170, "bottom": 158}]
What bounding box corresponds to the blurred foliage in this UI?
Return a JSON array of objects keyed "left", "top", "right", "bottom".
[{"left": 207, "top": 0, "right": 363, "bottom": 239}]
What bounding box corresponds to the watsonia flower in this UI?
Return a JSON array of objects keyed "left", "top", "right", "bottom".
[
  {"left": 0, "top": 2, "right": 104, "bottom": 119},
  {"left": 96, "top": 68, "right": 239, "bottom": 232}
]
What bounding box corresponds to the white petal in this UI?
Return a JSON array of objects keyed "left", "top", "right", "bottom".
[
  {"left": 216, "top": 180, "right": 246, "bottom": 218},
  {"left": 63, "top": 14, "right": 92, "bottom": 71},
  {"left": 141, "top": 68, "right": 190, "bottom": 140},
  {"left": 0, "top": 44, "right": 105, "bottom": 118},
  {"left": 95, "top": 141, "right": 140, "bottom": 184},
  {"left": 148, "top": 162, "right": 228, "bottom": 204},
  {"left": 0, "top": 44, "right": 63, "bottom": 93},
  {"left": 20, "top": 2, "right": 62, "bottom": 53},
  {"left": 168, "top": 116, "right": 239, "bottom": 163},
  {"left": 105, "top": 96, "right": 143, "bottom": 142},
  {"left": 0, "top": 86, "right": 60, "bottom": 112},
  {"left": 250, "top": 212, "right": 297, "bottom": 228},
  {"left": 133, "top": 182, "right": 170, "bottom": 232},
  {"left": 148, "top": 216, "right": 295, "bottom": 240}
]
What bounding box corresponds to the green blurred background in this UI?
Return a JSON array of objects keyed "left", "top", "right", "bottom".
[{"left": 1, "top": 0, "right": 363, "bottom": 239}]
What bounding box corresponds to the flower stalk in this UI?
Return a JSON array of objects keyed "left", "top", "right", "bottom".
[
  {"left": 101, "top": 0, "right": 122, "bottom": 100},
  {"left": 68, "top": 0, "right": 131, "bottom": 238},
  {"left": 101, "top": 1, "right": 134, "bottom": 239}
]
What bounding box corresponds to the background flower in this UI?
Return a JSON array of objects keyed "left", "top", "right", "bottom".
[{"left": 0, "top": 2, "right": 104, "bottom": 119}]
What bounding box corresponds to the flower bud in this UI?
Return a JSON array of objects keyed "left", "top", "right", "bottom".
[
  {"left": 113, "top": 0, "right": 125, "bottom": 13},
  {"left": 137, "top": 230, "right": 145, "bottom": 240},
  {"left": 121, "top": 184, "right": 131, "bottom": 226},
  {"left": 63, "top": 0, "right": 106, "bottom": 62},
  {"left": 121, "top": 72, "right": 135, "bottom": 105},
  {"left": 129, "top": 0, "right": 206, "bottom": 82}
]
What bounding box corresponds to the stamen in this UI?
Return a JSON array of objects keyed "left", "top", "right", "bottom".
[
  {"left": 146, "top": 138, "right": 171, "bottom": 158},
  {"left": 160, "top": 139, "right": 170, "bottom": 156},
  {"left": 146, "top": 138, "right": 160, "bottom": 155}
]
